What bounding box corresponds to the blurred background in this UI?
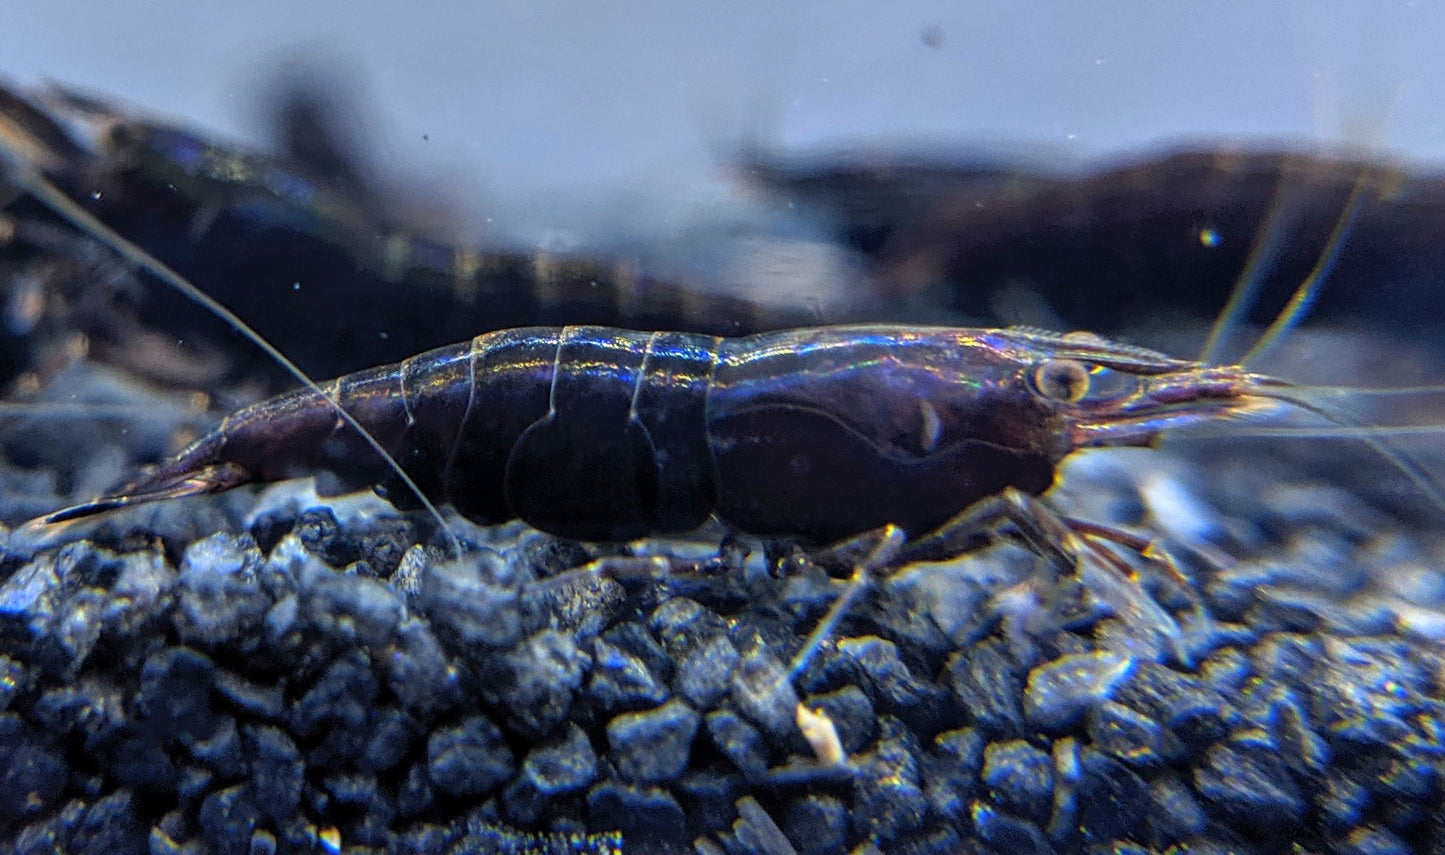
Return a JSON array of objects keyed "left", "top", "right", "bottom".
[{"left": 4, "top": 0, "right": 1441, "bottom": 242}]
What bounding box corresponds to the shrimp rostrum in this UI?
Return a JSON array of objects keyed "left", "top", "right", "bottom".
[{"left": 40, "top": 323, "right": 1282, "bottom": 576}]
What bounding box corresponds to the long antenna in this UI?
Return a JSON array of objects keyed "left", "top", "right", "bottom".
[
  {"left": 1239, "top": 163, "right": 1374, "bottom": 366},
  {"left": 1198, "top": 157, "right": 1301, "bottom": 365}
]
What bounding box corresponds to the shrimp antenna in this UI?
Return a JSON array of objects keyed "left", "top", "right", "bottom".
[
  {"left": 1186, "top": 137, "right": 1444, "bottom": 516},
  {"left": 1238, "top": 159, "right": 1375, "bottom": 367},
  {"left": 1198, "top": 157, "right": 1302, "bottom": 365},
  {"left": 0, "top": 138, "right": 464, "bottom": 559},
  {"left": 1206, "top": 423, "right": 1445, "bottom": 439},
  {"left": 1256, "top": 384, "right": 1445, "bottom": 517},
  {"left": 1206, "top": 145, "right": 1443, "bottom": 516}
]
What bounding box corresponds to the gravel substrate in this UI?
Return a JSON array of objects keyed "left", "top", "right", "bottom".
[{"left": 1, "top": 394, "right": 1444, "bottom": 855}]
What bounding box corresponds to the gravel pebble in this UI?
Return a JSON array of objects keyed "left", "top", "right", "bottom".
[
  {"left": 607, "top": 698, "right": 701, "bottom": 784},
  {"left": 982, "top": 739, "right": 1054, "bottom": 825},
  {"left": 242, "top": 725, "right": 302, "bottom": 825},
  {"left": 706, "top": 710, "right": 769, "bottom": 781},
  {"left": 426, "top": 714, "right": 515, "bottom": 798},
  {"left": 588, "top": 637, "right": 670, "bottom": 712},
  {"left": 585, "top": 782, "right": 685, "bottom": 847},
  {"left": 677, "top": 634, "right": 741, "bottom": 710},
  {"left": 729, "top": 641, "right": 801, "bottom": 742},
  {"left": 850, "top": 717, "right": 927, "bottom": 841},
  {"left": 946, "top": 638, "right": 1025, "bottom": 735},
  {"left": 780, "top": 795, "right": 847, "bottom": 855},
  {"left": 503, "top": 722, "right": 598, "bottom": 823},
  {"left": 489, "top": 629, "right": 588, "bottom": 739},
  {"left": 1023, "top": 649, "right": 1136, "bottom": 732},
  {"left": 1194, "top": 741, "right": 1306, "bottom": 830},
  {"left": 1085, "top": 699, "right": 1175, "bottom": 767}
]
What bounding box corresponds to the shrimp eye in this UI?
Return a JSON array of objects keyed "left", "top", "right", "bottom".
[{"left": 1031, "top": 359, "right": 1091, "bottom": 402}]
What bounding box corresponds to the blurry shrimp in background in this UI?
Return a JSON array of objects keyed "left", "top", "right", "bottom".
[{"left": 0, "top": 77, "right": 846, "bottom": 395}]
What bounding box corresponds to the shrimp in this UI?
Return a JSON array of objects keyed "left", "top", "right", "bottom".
[
  {"left": 34, "top": 324, "right": 1279, "bottom": 542},
  {"left": 30, "top": 321, "right": 1303, "bottom": 673},
  {"left": 746, "top": 143, "right": 1445, "bottom": 350}
]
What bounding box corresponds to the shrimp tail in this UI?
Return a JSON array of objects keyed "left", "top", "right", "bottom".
[{"left": 38, "top": 439, "right": 250, "bottom": 526}]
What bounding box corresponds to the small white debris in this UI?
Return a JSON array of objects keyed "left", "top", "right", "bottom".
[{"left": 796, "top": 702, "right": 846, "bottom": 766}]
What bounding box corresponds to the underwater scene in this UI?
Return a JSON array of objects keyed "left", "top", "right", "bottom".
[{"left": 2, "top": 5, "right": 1444, "bottom": 853}]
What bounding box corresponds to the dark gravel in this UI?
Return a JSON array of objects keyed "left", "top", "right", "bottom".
[{"left": 1, "top": 412, "right": 1443, "bottom": 855}]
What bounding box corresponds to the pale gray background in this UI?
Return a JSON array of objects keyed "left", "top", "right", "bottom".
[{"left": 2, "top": 1, "right": 1441, "bottom": 243}]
